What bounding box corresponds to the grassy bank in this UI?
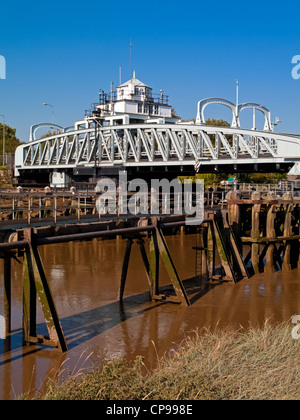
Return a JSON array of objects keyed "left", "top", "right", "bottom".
[{"left": 38, "top": 322, "right": 300, "bottom": 400}]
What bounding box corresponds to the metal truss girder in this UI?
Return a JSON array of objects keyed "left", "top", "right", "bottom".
[{"left": 15, "top": 124, "right": 300, "bottom": 172}]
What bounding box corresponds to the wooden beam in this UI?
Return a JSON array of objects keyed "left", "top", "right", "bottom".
[
  {"left": 149, "top": 228, "right": 160, "bottom": 298},
  {"left": 22, "top": 249, "right": 37, "bottom": 343},
  {"left": 155, "top": 227, "right": 190, "bottom": 306},
  {"left": 251, "top": 192, "right": 261, "bottom": 274},
  {"left": 265, "top": 194, "right": 277, "bottom": 273},
  {"left": 3, "top": 256, "right": 11, "bottom": 335},
  {"left": 283, "top": 202, "right": 293, "bottom": 271},
  {"left": 118, "top": 238, "right": 133, "bottom": 301},
  {"left": 31, "top": 245, "right": 68, "bottom": 352}
]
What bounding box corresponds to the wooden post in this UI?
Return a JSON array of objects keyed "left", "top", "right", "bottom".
[
  {"left": 227, "top": 191, "right": 242, "bottom": 251},
  {"left": 155, "top": 227, "right": 190, "bottom": 306},
  {"left": 265, "top": 192, "right": 276, "bottom": 273},
  {"left": 291, "top": 203, "right": 300, "bottom": 269},
  {"left": 31, "top": 245, "right": 68, "bottom": 352},
  {"left": 213, "top": 219, "right": 237, "bottom": 282},
  {"left": 137, "top": 238, "right": 153, "bottom": 299},
  {"left": 206, "top": 221, "right": 215, "bottom": 280},
  {"left": 118, "top": 238, "right": 133, "bottom": 301},
  {"left": 251, "top": 191, "right": 261, "bottom": 274},
  {"left": 282, "top": 193, "right": 293, "bottom": 271},
  {"left": 3, "top": 256, "right": 11, "bottom": 335},
  {"left": 149, "top": 231, "right": 159, "bottom": 298},
  {"left": 22, "top": 228, "right": 68, "bottom": 352},
  {"left": 222, "top": 210, "right": 249, "bottom": 280},
  {"left": 23, "top": 249, "right": 37, "bottom": 343}
]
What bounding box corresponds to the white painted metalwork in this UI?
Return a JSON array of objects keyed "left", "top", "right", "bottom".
[
  {"left": 14, "top": 123, "right": 300, "bottom": 176},
  {"left": 196, "top": 98, "right": 238, "bottom": 127},
  {"left": 237, "top": 103, "right": 272, "bottom": 131},
  {"left": 196, "top": 98, "right": 272, "bottom": 131},
  {"left": 29, "top": 123, "right": 70, "bottom": 142}
]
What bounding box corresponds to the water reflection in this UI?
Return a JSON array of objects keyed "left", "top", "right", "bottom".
[{"left": 0, "top": 234, "right": 300, "bottom": 399}]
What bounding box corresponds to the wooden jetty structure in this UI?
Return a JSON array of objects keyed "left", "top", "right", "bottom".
[{"left": 0, "top": 188, "right": 299, "bottom": 352}]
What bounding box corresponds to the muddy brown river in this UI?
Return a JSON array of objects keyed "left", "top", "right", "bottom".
[{"left": 0, "top": 234, "right": 300, "bottom": 400}]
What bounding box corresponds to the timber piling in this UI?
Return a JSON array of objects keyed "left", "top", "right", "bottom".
[{"left": 0, "top": 188, "right": 299, "bottom": 352}]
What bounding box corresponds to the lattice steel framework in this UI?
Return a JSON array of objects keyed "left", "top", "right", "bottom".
[{"left": 15, "top": 123, "right": 300, "bottom": 174}]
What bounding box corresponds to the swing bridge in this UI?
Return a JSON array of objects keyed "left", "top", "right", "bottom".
[{"left": 14, "top": 122, "right": 300, "bottom": 183}]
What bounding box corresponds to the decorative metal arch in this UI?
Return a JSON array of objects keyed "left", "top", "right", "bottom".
[
  {"left": 29, "top": 123, "right": 65, "bottom": 142},
  {"left": 237, "top": 103, "right": 272, "bottom": 131},
  {"left": 196, "top": 98, "right": 238, "bottom": 128}
]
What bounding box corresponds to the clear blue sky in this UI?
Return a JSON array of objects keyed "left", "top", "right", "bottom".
[{"left": 1, "top": 0, "right": 300, "bottom": 141}]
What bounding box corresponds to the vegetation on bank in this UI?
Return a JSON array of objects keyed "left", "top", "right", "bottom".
[
  {"left": 35, "top": 322, "right": 300, "bottom": 400},
  {"left": 0, "top": 123, "right": 24, "bottom": 154},
  {"left": 179, "top": 172, "right": 287, "bottom": 186}
]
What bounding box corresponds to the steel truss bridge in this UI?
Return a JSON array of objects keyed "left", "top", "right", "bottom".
[{"left": 15, "top": 123, "right": 300, "bottom": 180}]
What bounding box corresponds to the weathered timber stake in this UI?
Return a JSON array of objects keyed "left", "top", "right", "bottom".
[
  {"left": 206, "top": 222, "right": 215, "bottom": 279},
  {"left": 118, "top": 238, "right": 133, "bottom": 302},
  {"left": 251, "top": 191, "right": 261, "bottom": 274},
  {"left": 4, "top": 256, "right": 11, "bottom": 335},
  {"left": 283, "top": 194, "right": 293, "bottom": 271},
  {"left": 31, "top": 244, "right": 68, "bottom": 352},
  {"left": 265, "top": 193, "right": 277, "bottom": 274},
  {"left": 137, "top": 238, "right": 153, "bottom": 299},
  {"left": 222, "top": 211, "right": 249, "bottom": 279},
  {"left": 155, "top": 226, "right": 190, "bottom": 306},
  {"left": 227, "top": 191, "right": 242, "bottom": 252},
  {"left": 21, "top": 228, "right": 68, "bottom": 352},
  {"left": 149, "top": 230, "right": 160, "bottom": 298},
  {"left": 22, "top": 248, "right": 37, "bottom": 343},
  {"left": 213, "top": 219, "right": 236, "bottom": 282}
]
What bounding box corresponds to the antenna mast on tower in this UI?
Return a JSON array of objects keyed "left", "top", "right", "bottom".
[
  {"left": 130, "top": 41, "right": 133, "bottom": 79},
  {"left": 236, "top": 79, "right": 239, "bottom": 107}
]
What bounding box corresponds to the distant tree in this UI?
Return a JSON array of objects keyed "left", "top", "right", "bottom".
[
  {"left": 237, "top": 173, "right": 253, "bottom": 183},
  {"left": 205, "top": 118, "right": 230, "bottom": 128},
  {"left": 0, "top": 123, "right": 24, "bottom": 153},
  {"left": 40, "top": 131, "right": 59, "bottom": 139},
  {"left": 171, "top": 108, "right": 181, "bottom": 119}
]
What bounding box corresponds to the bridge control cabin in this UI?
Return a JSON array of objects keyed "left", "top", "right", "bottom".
[{"left": 86, "top": 72, "right": 176, "bottom": 126}]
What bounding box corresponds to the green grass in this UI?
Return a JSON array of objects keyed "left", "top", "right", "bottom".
[{"left": 36, "top": 322, "right": 300, "bottom": 400}]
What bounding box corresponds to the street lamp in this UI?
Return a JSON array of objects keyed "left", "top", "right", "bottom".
[
  {"left": 43, "top": 103, "right": 54, "bottom": 125},
  {"left": 0, "top": 114, "right": 5, "bottom": 167}
]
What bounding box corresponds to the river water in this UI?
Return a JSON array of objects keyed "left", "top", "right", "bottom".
[{"left": 0, "top": 234, "right": 300, "bottom": 399}]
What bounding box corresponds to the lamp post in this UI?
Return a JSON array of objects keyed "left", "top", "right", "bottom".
[
  {"left": 0, "top": 114, "right": 5, "bottom": 167},
  {"left": 43, "top": 103, "right": 54, "bottom": 125}
]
